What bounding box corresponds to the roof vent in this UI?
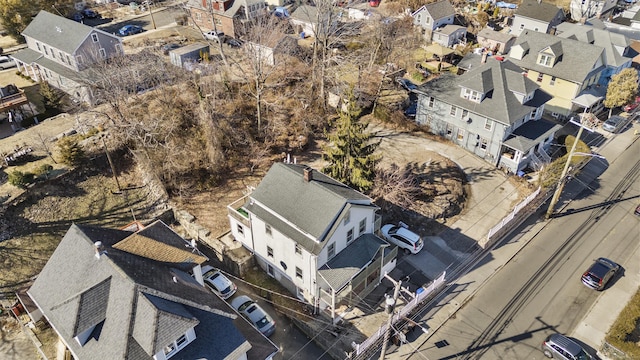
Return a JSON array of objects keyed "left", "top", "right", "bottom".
[
  {"left": 56, "top": 26, "right": 62, "bottom": 33},
  {"left": 94, "top": 241, "right": 105, "bottom": 259},
  {"left": 172, "top": 276, "right": 178, "bottom": 283}
]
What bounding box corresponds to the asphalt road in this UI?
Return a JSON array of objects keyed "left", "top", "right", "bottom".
[
  {"left": 84, "top": 5, "right": 185, "bottom": 35},
  {"left": 413, "top": 138, "right": 640, "bottom": 360}
]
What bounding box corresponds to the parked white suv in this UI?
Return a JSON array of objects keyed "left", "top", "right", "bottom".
[
  {"left": 0, "top": 56, "right": 16, "bottom": 70},
  {"left": 203, "top": 30, "right": 224, "bottom": 42},
  {"left": 381, "top": 223, "right": 424, "bottom": 254}
]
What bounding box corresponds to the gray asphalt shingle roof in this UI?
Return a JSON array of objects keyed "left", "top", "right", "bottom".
[
  {"left": 477, "top": 27, "right": 515, "bottom": 43},
  {"left": 22, "top": 11, "right": 94, "bottom": 54},
  {"left": 417, "top": 58, "right": 551, "bottom": 126},
  {"left": 515, "top": 0, "right": 563, "bottom": 22},
  {"left": 28, "top": 222, "right": 277, "bottom": 360},
  {"left": 318, "top": 234, "right": 389, "bottom": 290},
  {"left": 424, "top": 0, "right": 456, "bottom": 20},
  {"left": 556, "top": 22, "right": 634, "bottom": 68},
  {"left": 502, "top": 118, "right": 562, "bottom": 152},
  {"left": 507, "top": 30, "right": 606, "bottom": 84},
  {"left": 246, "top": 163, "right": 373, "bottom": 254},
  {"left": 291, "top": 5, "right": 318, "bottom": 23}
]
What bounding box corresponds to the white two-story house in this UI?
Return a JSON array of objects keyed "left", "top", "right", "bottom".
[
  {"left": 227, "top": 163, "right": 397, "bottom": 320},
  {"left": 12, "top": 10, "right": 123, "bottom": 105}
]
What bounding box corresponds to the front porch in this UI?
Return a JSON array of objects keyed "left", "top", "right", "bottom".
[{"left": 499, "top": 119, "right": 563, "bottom": 174}]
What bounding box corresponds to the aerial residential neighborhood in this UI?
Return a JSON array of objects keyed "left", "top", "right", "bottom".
[{"left": 0, "top": 0, "right": 638, "bottom": 359}]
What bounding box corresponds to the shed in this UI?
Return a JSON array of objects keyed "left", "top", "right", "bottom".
[{"left": 169, "top": 42, "right": 210, "bottom": 68}]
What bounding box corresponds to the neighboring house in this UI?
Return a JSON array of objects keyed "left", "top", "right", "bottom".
[
  {"left": 432, "top": 24, "right": 467, "bottom": 48},
  {"left": 477, "top": 27, "right": 516, "bottom": 54},
  {"left": 27, "top": 220, "right": 278, "bottom": 360},
  {"left": 245, "top": 33, "right": 301, "bottom": 66},
  {"left": 506, "top": 30, "right": 606, "bottom": 119},
  {"left": 185, "top": 0, "right": 267, "bottom": 38},
  {"left": 511, "top": 0, "right": 565, "bottom": 37},
  {"left": 169, "top": 42, "right": 210, "bottom": 68},
  {"left": 414, "top": 56, "right": 559, "bottom": 174},
  {"left": 11, "top": 11, "right": 123, "bottom": 105},
  {"left": 556, "top": 21, "right": 634, "bottom": 87},
  {"left": 569, "top": 0, "right": 617, "bottom": 22},
  {"left": 412, "top": 0, "right": 456, "bottom": 33},
  {"left": 289, "top": 5, "right": 338, "bottom": 38},
  {"left": 227, "top": 163, "right": 397, "bottom": 320}
]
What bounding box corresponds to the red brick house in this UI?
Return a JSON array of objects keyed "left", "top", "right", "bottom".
[{"left": 186, "top": 0, "right": 268, "bottom": 38}]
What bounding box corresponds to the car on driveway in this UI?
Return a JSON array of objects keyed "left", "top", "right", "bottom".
[
  {"left": 204, "top": 30, "right": 224, "bottom": 42},
  {"left": 0, "top": 55, "right": 16, "bottom": 70},
  {"left": 381, "top": 223, "right": 424, "bottom": 254},
  {"left": 541, "top": 333, "right": 592, "bottom": 359},
  {"left": 202, "top": 265, "right": 237, "bottom": 299},
  {"left": 72, "top": 12, "right": 84, "bottom": 22},
  {"left": 602, "top": 115, "right": 626, "bottom": 133},
  {"left": 581, "top": 257, "right": 619, "bottom": 290},
  {"left": 161, "top": 43, "right": 181, "bottom": 55},
  {"left": 231, "top": 295, "right": 276, "bottom": 337},
  {"left": 119, "top": 25, "right": 144, "bottom": 36},
  {"left": 82, "top": 8, "right": 100, "bottom": 18},
  {"left": 396, "top": 77, "right": 417, "bottom": 91}
]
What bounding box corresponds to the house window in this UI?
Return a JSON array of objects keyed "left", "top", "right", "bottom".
[
  {"left": 519, "top": 23, "right": 525, "bottom": 30},
  {"left": 265, "top": 224, "right": 272, "bottom": 236},
  {"left": 60, "top": 52, "right": 66, "bottom": 63},
  {"left": 359, "top": 218, "right": 366, "bottom": 234},
  {"left": 267, "top": 264, "right": 274, "bottom": 276},
  {"left": 295, "top": 267, "right": 303, "bottom": 279},
  {"left": 99, "top": 48, "right": 106, "bottom": 58},
  {"left": 115, "top": 44, "right": 122, "bottom": 54},
  {"left": 346, "top": 228, "right": 354, "bottom": 243},
  {"left": 36, "top": 42, "right": 41, "bottom": 51},
  {"left": 550, "top": 76, "right": 556, "bottom": 85},
  {"left": 480, "top": 138, "right": 488, "bottom": 150},
  {"left": 462, "top": 88, "right": 482, "bottom": 102},
  {"left": 91, "top": 33, "right": 98, "bottom": 42},
  {"left": 536, "top": 73, "right": 543, "bottom": 82},
  {"left": 237, "top": 224, "right": 244, "bottom": 235},
  {"left": 66, "top": 55, "right": 71, "bottom": 64},
  {"left": 267, "top": 246, "right": 273, "bottom": 258},
  {"left": 328, "top": 243, "right": 335, "bottom": 259},
  {"left": 163, "top": 334, "right": 190, "bottom": 359},
  {"left": 176, "top": 335, "right": 187, "bottom": 348},
  {"left": 295, "top": 244, "right": 302, "bottom": 256},
  {"left": 43, "top": 46, "right": 49, "bottom": 56},
  {"left": 461, "top": 109, "right": 468, "bottom": 119},
  {"left": 51, "top": 50, "right": 56, "bottom": 59},
  {"left": 538, "top": 54, "right": 553, "bottom": 67},
  {"left": 457, "top": 129, "right": 464, "bottom": 141},
  {"left": 446, "top": 124, "right": 453, "bottom": 137},
  {"left": 450, "top": 105, "right": 457, "bottom": 116},
  {"left": 76, "top": 55, "right": 83, "bottom": 64},
  {"left": 484, "top": 119, "right": 493, "bottom": 131},
  {"left": 428, "top": 97, "right": 435, "bottom": 108},
  {"left": 343, "top": 210, "right": 350, "bottom": 225}
]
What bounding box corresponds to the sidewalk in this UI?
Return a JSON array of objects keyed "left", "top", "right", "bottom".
[{"left": 389, "top": 122, "right": 640, "bottom": 359}]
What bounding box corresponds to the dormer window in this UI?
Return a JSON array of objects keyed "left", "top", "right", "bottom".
[
  {"left": 538, "top": 54, "right": 554, "bottom": 67},
  {"left": 462, "top": 88, "right": 482, "bottom": 102}
]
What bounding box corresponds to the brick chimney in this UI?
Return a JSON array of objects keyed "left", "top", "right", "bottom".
[{"left": 303, "top": 167, "right": 313, "bottom": 182}]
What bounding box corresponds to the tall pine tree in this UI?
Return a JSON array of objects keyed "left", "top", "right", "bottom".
[{"left": 322, "top": 90, "right": 380, "bottom": 192}]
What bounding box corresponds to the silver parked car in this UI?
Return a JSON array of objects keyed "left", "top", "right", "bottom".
[
  {"left": 541, "top": 333, "right": 592, "bottom": 359},
  {"left": 231, "top": 295, "right": 276, "bottom": 337},
  {"left": 202, "top": 265, "right": 237, "bottom": 299},
  {"left": 602, "top": 115, "right": 626, "bottom": 133},
  {"left": 0, "top": 55, "right": 16, "bottom": 70}
]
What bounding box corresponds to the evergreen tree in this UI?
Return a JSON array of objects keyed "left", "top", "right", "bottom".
[
  {"left": 322, "top": 91, "right": 380, "bottom": 192},
  {"left": 57, "top": 137, "right": 85, "bottom": 166},
  {"left": 604, "top": 68, "right": 638, "bottom": 117}
]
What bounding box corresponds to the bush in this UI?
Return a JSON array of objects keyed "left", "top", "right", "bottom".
[
  {"left": 605, "top": 288, "right": 640, "bottom": 358},
  {"left": 35, "top": 164, "right": 54, "bottom": 179},
  {"left": 8, "top": 171, "right": 35, "bottom": 188}
]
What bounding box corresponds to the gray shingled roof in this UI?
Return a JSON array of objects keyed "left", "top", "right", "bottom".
[
  {"left": 515, "top": 0, "right": 563, "bottom": 22},
  {"left": 507, "top": 30, "right": 605, "bottom": 84},
  {"left": 245, "top": 163, "right": 373, "bottom": 254},
  {"left": 477, "top": 27, "right": 515, "bottom": 43},
  {"left": 417, "top": 58, "right": 551, "bottom": 126},
  {"left": 317, "top": 234, "right": 389, "bottom": 290},
  {"left": 291, "top": 5, "right": 319, "bottom": 23},
  {"left": 28, "top": 222, "right": 277, "bottom": 360},
  {"left": 556, "top": 22, "right": 634, "bottom": 68},
  {"left": 22, "top": 11, "right": 94, "bottom": 54},
  {"left": 434, "top": 24, "right": 465, "bottom": 35},
  {"left": 502, "top": 118, "right": 562, "bottom": 152},
  {"left": 424, "top": 0, "right": 456, "bottom": 20}
]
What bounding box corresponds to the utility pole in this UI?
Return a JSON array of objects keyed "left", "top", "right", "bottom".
[
  {"left": 147, "top": 1, "right": 156, "bottom": 30},
  {"left": 380, "top": 278, "right": 402, "bottom": 360},
  {"left": 545, "top": 115, "right": 594, "bottom": 219}
]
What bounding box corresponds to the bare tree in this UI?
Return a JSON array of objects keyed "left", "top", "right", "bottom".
[
  {"left": 31, "top": 131, "right": 57, "bottom": 164},
  {"left": 371, "top": 163, "right": 420, "bottom": 209}
]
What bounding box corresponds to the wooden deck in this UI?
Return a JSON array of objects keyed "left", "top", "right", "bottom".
[{"left": 0, "top": 90, "right": 29, "bottom": 112}]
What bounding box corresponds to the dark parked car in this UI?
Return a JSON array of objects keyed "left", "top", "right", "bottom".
[
  {"left": 581, "top": 257, "right": 619, "bottom": 290},
  {"left": 82, "top": 9, "right": 100, "bottom": 18},
  {"left": 396, "top": 77, "right": 417, "bottom": 91},
  {"left": 225, "top": 38, "right": 243, "bottom": 48},
  {"left": 119, "top": 25, "right": 144, "bottom": 36},
  {"left": 72, "top": 12, "right": 84, "bottom": 22},
  {"left": 404, "top": 102, "right": 417, "bottom": 118}
]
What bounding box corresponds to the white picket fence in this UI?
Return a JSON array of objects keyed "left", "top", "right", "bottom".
[
  {"left": 486, "top": 187, "right": 541, "bottom": 242},
  {"left": 351, "top": 271, "right": 446, "bottom": 357}
]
